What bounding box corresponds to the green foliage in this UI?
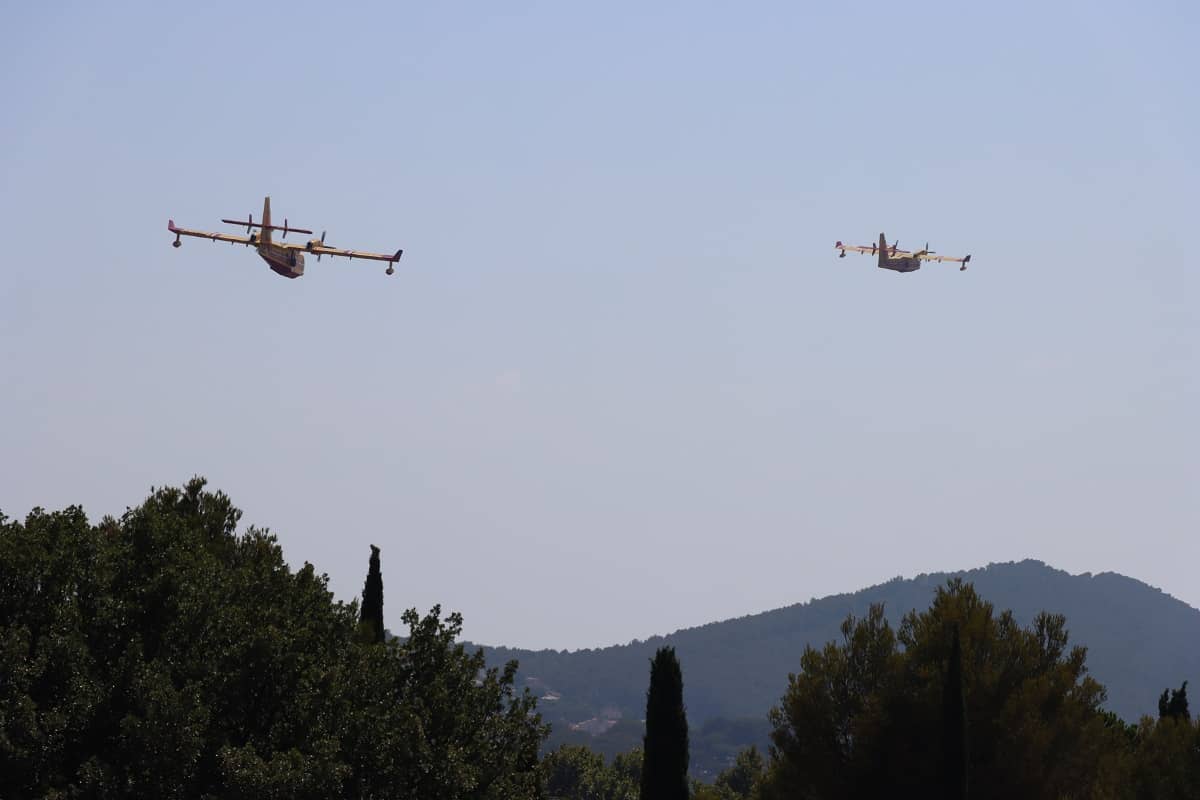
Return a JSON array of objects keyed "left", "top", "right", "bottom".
[
  {"left": 359, "top": 544, "right": 385, "bottom": 645},
  {"left": 542, "top": 716, "right": 768, "bottom": 782},
  {"left": 0, "top": 479, "right": 546, "bottom": 799},
  {"left": 761, "top": 579, "right": 1128, "bottom": 800},
  {"left": 610, "top": 749, "right": 643, "bottom": 792},
  {"left": 541, "top": 744, "right": 641, "bottom": 800},
  {"left": 543, "top": 744, "right": 606, "bottom": 799},
  {"left": 689, "top": 745, "right": 766, "bottom": 800},
  {"left": 641, "top": 646, "right": 689, "bottom": 800},
  {"left": 1128, "top": 715, "right": 1200, "bottom": 798},
  {"left": 942, "top": 624, "right": 967, "bottom": 800},
  {"left": 689, "top": 718, "right": 771, "bottom": 782},
  {"left": 714, "top": 746, "right": 765, "bottom": 799},
  {"left": 689, "top": 782, "right": 724, "bottom": 800}
]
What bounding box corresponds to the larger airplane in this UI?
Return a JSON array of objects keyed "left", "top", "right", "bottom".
[
  {"left": 836, "top": 233, "right": 971, "bottom": 272},
  {"left": 168, "top": 197, "right": 403, "bottom": 278}
]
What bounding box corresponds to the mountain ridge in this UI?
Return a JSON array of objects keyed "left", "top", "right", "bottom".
[{"left": 477, "top": 559, "right": 1200, "bottom": 726}]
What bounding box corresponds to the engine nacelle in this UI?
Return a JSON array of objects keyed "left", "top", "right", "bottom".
[{"left": 306, "top": 231, "right": 327, "bottom": 252}]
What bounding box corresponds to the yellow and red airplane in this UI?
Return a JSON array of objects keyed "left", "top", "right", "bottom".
[
  {"left": 835, "top": 233, "right": 972, "bottom": 273},
  {"left": 168, "top": 197, "right": 403, "bottom": 278}
]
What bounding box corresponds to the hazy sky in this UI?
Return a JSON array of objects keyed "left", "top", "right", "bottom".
[{"left": 2, "top": 2, "right": 1196, "bottom": 650}]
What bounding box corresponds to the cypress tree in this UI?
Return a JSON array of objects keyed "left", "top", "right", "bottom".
[
  {"left": 641, "top": 646, "right": 689, "bottom": 800},
  {"left": 942, "top": 624, "right": 967, "bottom": 800},
  {"left": 359, "top": 544, "right": 385, "bottom": 644}
]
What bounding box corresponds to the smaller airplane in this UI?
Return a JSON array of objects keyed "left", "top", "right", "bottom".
[
  {"left": 835, "top": 233, "right": 971, "bottom": 273},
  {"left": 168, "top": 197, "right": 403, "bottom": 279}
]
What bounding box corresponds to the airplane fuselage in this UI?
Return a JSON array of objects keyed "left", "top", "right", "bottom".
[
  {"left": 879, "top": 256, "right": 920, "bottom": 273},
  {"left": 256, "top": 242, "right": 304, "bottom": 279},
  {"left": 248, "top": 196, "right": 305, "bottom": 278}
]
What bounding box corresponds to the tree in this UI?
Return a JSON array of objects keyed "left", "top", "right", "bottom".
[
  {"left": 0, "top": 479, "right": 547, "bottom": 799},
  {"left": 641, "top": 646, "right": 690, "bottom": 800},
  {"left": 609, "top": 749, "right": 644, "bottom": 796},
  {"left": 1129, "top": 715, "right": 1200, "bottom": 798},
  {"left": 943, "top": 624, "right": 967, "bottom": 800},
  {"left": 761, "top": 580, "right": 1128, "bottom": 800},
  {"left": 359, "top": 544, "right": 385, "bottom": 644},
  {"left": 543, "top": 744, "right": 606, "bottom": 799},
  {"left": 541, "top": 744, "right": 642, "bottom": 800},
  {"left": 690, "top": 746, "right": 766, "bottom": 800},
  {"left": 714, "top": 745, "right": 765, "bottom": 799},
  {"left": 761, "top": 602, "right": 899, "bottom": 799}
]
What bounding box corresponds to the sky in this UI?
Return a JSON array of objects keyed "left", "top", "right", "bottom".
[{"left": 2, "top": 1, "right": 1196, "bottom": 651}]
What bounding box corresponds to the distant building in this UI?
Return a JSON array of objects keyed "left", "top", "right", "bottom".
[{"left": 569, "top": 717, "right": 619, "bottom": 735}]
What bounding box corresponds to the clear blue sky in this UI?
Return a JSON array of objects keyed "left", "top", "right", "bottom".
[{"left": 2, "top": 1, "right": 1196, "bottom": 650}]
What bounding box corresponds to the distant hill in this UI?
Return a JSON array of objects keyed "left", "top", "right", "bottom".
[{"left": 478, "top": 560, "right": 1200, "bottom": 734}]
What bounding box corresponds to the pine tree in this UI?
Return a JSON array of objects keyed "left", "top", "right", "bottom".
[
  {"left": 943, "top": 624, "right": 968, "bottom": 800},
  {"left": 641, "top": 646, "right": 689, "bottom": 800},
  {"left": 360, "top": 544, "right": 385, "bottom": 644}
]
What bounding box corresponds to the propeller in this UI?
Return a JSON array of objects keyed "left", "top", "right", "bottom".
[
  {"left": 245, "top": 213, "right": 253, "bottom": 233},
  {"left": 315, "top": 231, "right": 327, "bottom": 261},
  {"left": 282, "top": 218, "right": 289, "bottom": 239}
]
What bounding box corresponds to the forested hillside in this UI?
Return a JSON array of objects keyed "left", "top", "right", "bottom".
[
  {"left": 480, "top": 560, "right": 1200, "bottom": 728},
  {"left": 7, "top": 481, "right": 1199, "bottom": 795}
]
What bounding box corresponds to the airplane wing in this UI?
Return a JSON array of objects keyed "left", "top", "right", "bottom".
[
  {"left": 835, "top": 243, "right": 878, "bottom": 255},
  {"left": 278, "top": 241, "right": 404, "bottom": 264},
  {"left": 915, "top": 252, "right": 969, "bottom": 263},
  {"left": 168, "top": 220, "right": 253, "bottom": 246},
  {"left": 835, "top": 242, "right": 914, "bottom": 256}
]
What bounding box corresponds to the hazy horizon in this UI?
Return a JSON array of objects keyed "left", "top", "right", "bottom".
[{"left": 3, "top": 2, "right": 1195, "bottom": 651}]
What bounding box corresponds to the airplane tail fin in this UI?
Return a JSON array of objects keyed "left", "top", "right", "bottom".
[
  {"left": 878, "top": 233, "right": 887, "bottom": 267},
  {"left": 260, "top": 197, "right": 272, "bottom": 244}
]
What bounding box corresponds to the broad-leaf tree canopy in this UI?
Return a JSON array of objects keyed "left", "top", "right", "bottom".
[{"left": 0, "top": 478, "right": 546, "bottom": 799}]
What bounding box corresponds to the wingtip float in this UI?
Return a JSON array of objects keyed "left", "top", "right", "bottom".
[
  {"left": 836, "top": 233, "right": 972, "bottom": 273},
  {"left": 168, "top": 196, "right": 403, "bottom": 278}
]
